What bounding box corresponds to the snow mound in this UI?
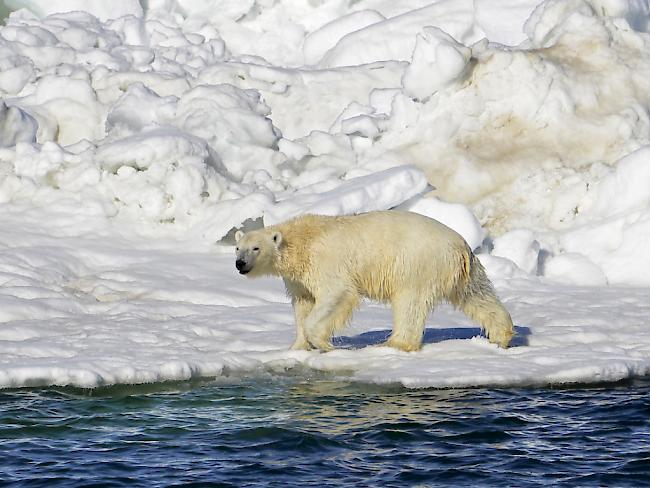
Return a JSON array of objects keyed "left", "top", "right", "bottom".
[
  {"left": 0, "top": 8, "right": 427, "bottom": 240},
  {"left": 319, "top": 1, "right": 482, "bottom": 68},
  {"left": 402, "top": 27, "right": 472, "bottom": 101},
  {"left": 5, "top": 0, "right": 143, "bottom": 21},
  {"left": 266, "top": 166, "right": 429, "bottom": 225},
  {"left": 397, "top": 196, "right": 485, "bottom": 251}
]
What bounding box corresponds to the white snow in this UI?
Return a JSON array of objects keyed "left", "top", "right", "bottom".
[
  {"left": 303, "top": 10, "right": 386, "bottom": 66},
  {"left": 4, "top": 0, "right": 143, "bottom": 21},
  {"left": 1, "top": 0, "right": 650, "bottom": 389},
  {"left": 1, "top": 212, "right": 649, "bottom": 389},
  {"left": 402, "top": 26, "right": 472, "bottom": 101},
  {"left": 397, "top": 195, "right": 485, "bottom": 251},
  {"left": 319, "top": 1, "right": 483, "bottom": 68}
]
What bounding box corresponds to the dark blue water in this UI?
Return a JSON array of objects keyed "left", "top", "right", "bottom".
[{"left": 1, "top": 376, "right": 649, "bottom": 487}]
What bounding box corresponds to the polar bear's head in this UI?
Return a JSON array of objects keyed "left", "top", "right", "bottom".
[{"left": 234, "top": 228, "right": 283, "bottom": 277}]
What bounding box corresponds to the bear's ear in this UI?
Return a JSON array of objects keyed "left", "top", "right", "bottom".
[
  {"left": 235, "top": 230, "right": 244, "bottom": 243},
  {"left": 271, "top": 231, "right": 282, "bottom": 248}
]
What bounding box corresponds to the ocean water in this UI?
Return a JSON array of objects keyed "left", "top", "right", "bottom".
[{"left": 1, "top": 375, "right": 649, "bottom": 487}]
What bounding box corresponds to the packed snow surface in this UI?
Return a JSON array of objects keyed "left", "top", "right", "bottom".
[
  {"left": 1, "top": 0, "right": 650, "bottom": 389},
  {"left": 2, "top": 211, "right": 649, "bottom": 390}
]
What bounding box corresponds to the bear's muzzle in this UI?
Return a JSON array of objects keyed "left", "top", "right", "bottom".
[{"left": 235, "top": 259, "right": 250, "bottom": 274}]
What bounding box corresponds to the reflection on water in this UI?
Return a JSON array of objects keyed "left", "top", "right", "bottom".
[
  {"left": 1, "top": 376, "right": 649, "bottom": 487},
  {"left": 286, "top": 381, "right": 475, "bottom": 435}
]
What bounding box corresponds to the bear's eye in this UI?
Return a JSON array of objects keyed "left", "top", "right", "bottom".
[
  {"left": 252, "top": 247, "right": 260, "bottom": 252},
  {"left": 235, "top": 247, "right": 239, "bottom": 251}
]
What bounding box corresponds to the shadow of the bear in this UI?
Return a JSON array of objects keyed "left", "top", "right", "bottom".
[{"left": 333, "top": 326, "right": 531, "bottom": 349}]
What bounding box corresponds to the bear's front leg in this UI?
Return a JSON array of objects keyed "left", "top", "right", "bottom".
[
  {"left": 304, "top": 290, "right": 358, "bottom": 351},
  {"left": 284, "top": 279, "right": 315, "bottom": 351},
  {"left": 290, "top": 297, "right": 314, "bottom": 350}
]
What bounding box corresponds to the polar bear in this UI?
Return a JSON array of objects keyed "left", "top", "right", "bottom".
[{"left": 234, "top": 211, "right": 514, "bottom": 352}]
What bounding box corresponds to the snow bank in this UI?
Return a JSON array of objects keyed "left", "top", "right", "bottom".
[
  {"left": 5, "top": 0, "right": 647, "bottom": 267},
  {"left": 303, "top": 10, "right": 386, "bottom": 66},
  {"left": 265, "top": 166, "right": 429, "bottom": 225},
  {"left": 402, "top": 26, "right": 472, "bottom": 101},
  {"left": 5, "top": 0, "right": 143, "bottom": 21},
  {"left": 319, "top": 1, "right": 482, "bottom": 68},
  {"left": 397, "top": 195, "right": 485, "bottom": 251},
  {"left": 555, "top": 146, "right": 650, "bottom": 285},
  {"left": 345, "top": 0, "right": 650, "bottom": 285},
  {"left": 0, "top": 6, "right": 429, "bottom": 240}
]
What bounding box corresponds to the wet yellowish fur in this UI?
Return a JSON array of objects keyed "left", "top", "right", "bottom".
[{"left": 235, "top": 211, "right": 514, "bottom": 351}]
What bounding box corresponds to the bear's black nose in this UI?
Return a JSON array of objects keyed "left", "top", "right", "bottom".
[{"left": 235, "top": 259, "right": 246, "bottom": 271}]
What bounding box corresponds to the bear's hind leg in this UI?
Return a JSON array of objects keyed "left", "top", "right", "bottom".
[
  {"left": 460, "top": 296, "right": 514, "bottom": 348},
  {"left": 304, "top": 290, "right": 358, "bottom": 351},
  {"left": 456, "top": 253, "right": 514, "bottom": 348},
  {"left": 384, "top": 292, "right": 429, "bottom": 352}
]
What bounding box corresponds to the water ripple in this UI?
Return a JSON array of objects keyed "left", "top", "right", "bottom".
[{"left": 1, "top": 378, "right": 649, "bottom": 486}]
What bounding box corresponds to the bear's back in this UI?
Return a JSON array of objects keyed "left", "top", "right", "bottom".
[{"left": 280, "top": 211, "right": 469, "bottom": 301}]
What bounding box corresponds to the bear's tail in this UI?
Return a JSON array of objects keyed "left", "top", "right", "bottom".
[{"left": 456, "top": 251, "right": 514, "bottom": 348}]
